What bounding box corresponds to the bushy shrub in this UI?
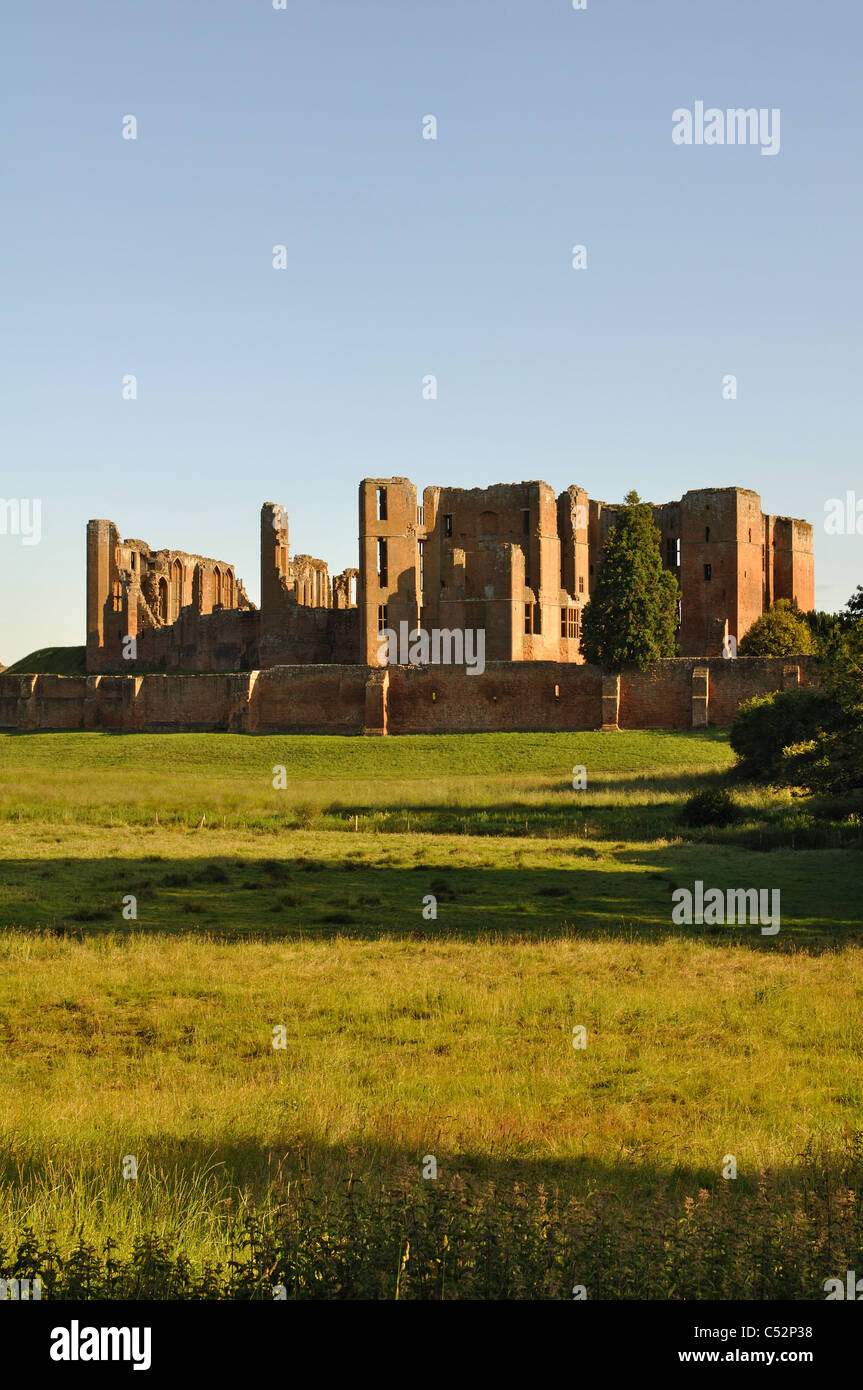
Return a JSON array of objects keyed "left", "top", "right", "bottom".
[
  {"left": 781, "top": 730, "right": 863, "bottom": 797},
  {"left": 739, "top": 599, "right": 817, "bottom": 657},
  {"left": 681, "top": 787, "right": 740, "bottom": 827},
  {"left": 730, "top": 687, "right": 838, "bottom": 779}
]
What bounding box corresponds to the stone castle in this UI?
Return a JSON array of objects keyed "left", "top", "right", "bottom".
[{"left": 86, "top": 479, "right": 814, "bottom": 675}]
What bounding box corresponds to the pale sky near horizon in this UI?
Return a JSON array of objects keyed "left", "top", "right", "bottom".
[{"left": 2, "top": 0, "right": 861, "bottom": 665}]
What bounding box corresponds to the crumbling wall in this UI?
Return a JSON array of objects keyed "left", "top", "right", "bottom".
[
  {"left": 87, "top": 518, "right": 255, "bottom": 674},
  {"left": 257, "top": 502, "right": 360, "bottom": 666}
]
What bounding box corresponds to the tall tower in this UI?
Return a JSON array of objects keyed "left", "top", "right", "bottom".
[
  {"left": 679, "top": 488, "right": 763, "bottom": 655},
  {"left": 86, "top": 519, "right": 119, "bottom": 672},
  {"left": 358, "top": 478, "right": 419, "bottom": 665}
]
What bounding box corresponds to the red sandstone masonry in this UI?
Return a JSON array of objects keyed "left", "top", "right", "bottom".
[
  {"left": 251, "top": 666, "right": 367, "bottom": 735},
  {"left": 619, "top": 664, "right": 692, "bottom": 729},
  {"left": 386, "top": 663, "right": 603, "bottom": 734},
  {"left": 0, "top": 658, "right": 816, "bottom": 736}
]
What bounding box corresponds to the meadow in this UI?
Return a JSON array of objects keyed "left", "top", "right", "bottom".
[{"left": 0, "top": 729, "right": 861, "bottom": 1298}]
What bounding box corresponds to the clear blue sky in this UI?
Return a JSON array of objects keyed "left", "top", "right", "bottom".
[{"left": 2, "top": 0, "right": 861, "bottom": 665}]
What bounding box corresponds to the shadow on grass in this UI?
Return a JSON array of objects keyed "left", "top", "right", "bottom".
[
  {"left": 1, "top": 851, "right": 861, "bottom": 947},
  {"left": 2, "top": 1133, "right": 858, "bottom": 1203}
]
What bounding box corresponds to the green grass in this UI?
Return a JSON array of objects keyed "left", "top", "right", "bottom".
[
  {"left": 0, "top": 728, "right": 860, "bottom": 1297},
  {"left": 0, "top": 727, "right": 734, "bottom": 817}
]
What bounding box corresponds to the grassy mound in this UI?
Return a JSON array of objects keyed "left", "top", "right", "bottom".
[{"left": 3, "top": 645, "right": 86, "bottom": 676}]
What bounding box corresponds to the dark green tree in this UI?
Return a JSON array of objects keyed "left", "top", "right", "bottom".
[
  {"left": 738, "top": 599, "right": 816, "bottom": 657},
  {"left": 579, "top": 491, "right": 679, "bottom": 670},
  {"left": 843, "top": 585, "right": 863, "bottom": 627},
  {"left": 818, "top": 616, "right": 863, "bottom": 721},
  {"left": 780, "top": 618, "right": 863, "bottom": 793},
  {"left": 804, "top": 608, "right": 843, "bottom": 650}
]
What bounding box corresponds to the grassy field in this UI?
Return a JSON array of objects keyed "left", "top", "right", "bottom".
[{"left": 0, "top": 729, "right": 861, "bottom": 1297}]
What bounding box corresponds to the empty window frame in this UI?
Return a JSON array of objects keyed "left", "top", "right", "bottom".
[
  {"left": 560, "top": 607, "right": 581, "bottom": 640},
  {"left": 377, "top": 487, "right": 387, "bottom": 521},
  {"left": 378, "top": 538, "right": 388, "bottom": 586}
]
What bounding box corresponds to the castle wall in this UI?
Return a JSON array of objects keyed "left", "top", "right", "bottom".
[
  {"left": 257, "top": 604, "right": 360, "bottom": 668},
  {"left": 131, "top": 608, "right": 260, "bottom": 672},
  {"left": 251, "top": 666, "right": 368, "bottom": 734},
  {"left": 386, "top": 661, "right": 602, "bottom": 733},
  {"left": 0, "top": 658, "right": 817, "bottom": 737}
]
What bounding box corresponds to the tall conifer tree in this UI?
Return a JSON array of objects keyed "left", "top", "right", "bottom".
[{"left": 580, "top": 491, "right": 679, "bottom": 670}]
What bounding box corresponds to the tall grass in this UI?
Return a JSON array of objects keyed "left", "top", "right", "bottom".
[{"left": 4, "top": 1147, "right": 863, "bottom": 1299}]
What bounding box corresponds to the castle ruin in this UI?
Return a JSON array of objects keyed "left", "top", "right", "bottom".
[{"left": 86, "top": 480, "right": 814, "bottom": 675}]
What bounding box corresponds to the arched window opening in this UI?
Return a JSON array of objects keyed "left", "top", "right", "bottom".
[{"left": 171, "top": 558, "right": 183, "bottom": 622}]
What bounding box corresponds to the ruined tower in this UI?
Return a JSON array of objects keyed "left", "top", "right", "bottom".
[{"left": 358, "top": 478, "right": 420, "bottom": 665}]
